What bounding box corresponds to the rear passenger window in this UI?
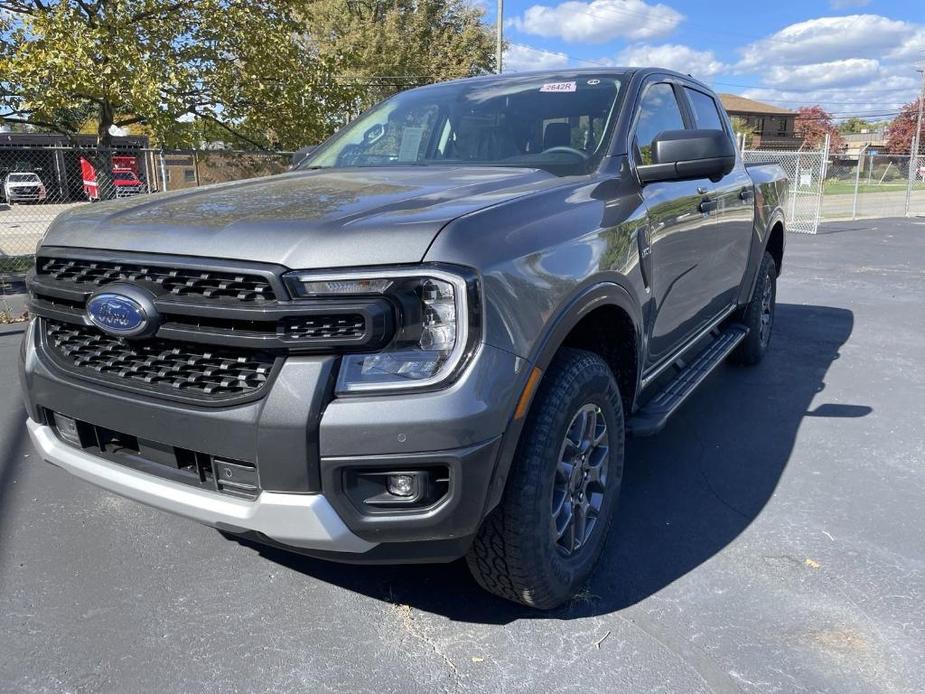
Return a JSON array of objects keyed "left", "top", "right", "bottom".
[
  {"left": 634, "top": 83, "right": 685, "bottom": 164},
  {"left": 685, "top": 88, "right": 724, "bottom": 131}
]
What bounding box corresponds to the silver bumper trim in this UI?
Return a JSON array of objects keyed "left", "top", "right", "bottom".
[{"left": 26, "top": 419, "right": 376, "bottom": 554}]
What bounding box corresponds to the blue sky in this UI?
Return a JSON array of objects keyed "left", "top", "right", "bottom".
[{"left": 491, "top": 0, "right": 925, "bottom": 118}]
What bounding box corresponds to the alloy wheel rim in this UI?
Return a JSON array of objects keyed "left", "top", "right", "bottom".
[{"left": 551, "top": 403, "right": 609, "bottom": 556}]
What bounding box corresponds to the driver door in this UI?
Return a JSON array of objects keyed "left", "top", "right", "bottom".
[{"left": 632, "top": 80, "right": 723, "bottom": 369}]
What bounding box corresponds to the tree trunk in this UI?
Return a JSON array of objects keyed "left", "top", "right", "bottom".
[{"left": 95, "top": 100, "right": 116, "bottom": 200}]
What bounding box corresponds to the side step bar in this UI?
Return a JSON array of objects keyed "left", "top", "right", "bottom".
[{"left": 629, "top": 324, "right": 748, "bottom": 437}]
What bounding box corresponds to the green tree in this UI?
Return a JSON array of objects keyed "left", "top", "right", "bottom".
[
  {"left": 838, "top": 117, "right": 872, "bottom": 135},
  {"left": 0, "top": 1, "right": 354, "bottom": 149},
  {"left": 304, "top": 0, "right": 496, "bottom": 110},
  {"left": 729, "top": 115, "right": 753, "bottom": 148}
]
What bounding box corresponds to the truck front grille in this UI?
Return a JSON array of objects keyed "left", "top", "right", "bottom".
[
  {"left": 43, "top": 319, "right": 277, "bottom": 402},
  {"left": 37, "top": 256, "right": 276, "bottom": 303},
  {"left": 279, "top": 314, "right": 367, "bottom": 340}
]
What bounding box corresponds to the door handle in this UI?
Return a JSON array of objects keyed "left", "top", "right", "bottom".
[
  {"left": 739, "top": 187, "right": 754, "bottom": 202},
  {"left": 699, "top": 198, "right": 717, "bottom": 214}
]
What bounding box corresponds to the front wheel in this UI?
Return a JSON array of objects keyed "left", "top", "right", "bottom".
[
  {"left": 466, "top": 348, "right": 624, "bottom": 609},
  {"left": 730, "top": 251, "right": 777, "bottom": 366}
]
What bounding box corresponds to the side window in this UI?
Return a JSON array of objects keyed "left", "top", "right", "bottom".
[
  {"left": 634, "top": 83, "right": 685, "bottom": 164},
  {"left": 685, "top": 88, "right": 724, "bottom": 131}
]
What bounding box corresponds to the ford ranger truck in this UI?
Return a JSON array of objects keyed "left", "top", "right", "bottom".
[{"left": 21, "top": 69, "right": 788, "bottom": 608}]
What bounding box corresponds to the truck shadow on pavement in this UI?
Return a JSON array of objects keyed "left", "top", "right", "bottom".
[{"left": 238, "top": 303, "right": 867, "bottom": 623}]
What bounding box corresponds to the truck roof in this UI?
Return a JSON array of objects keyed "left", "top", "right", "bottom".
[{"left": 408, "top": 67, "right": 715, "bottom": 98}]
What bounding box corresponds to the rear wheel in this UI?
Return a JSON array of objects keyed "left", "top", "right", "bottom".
[
  {"left": 730, "top": 251, "right": 777, "bottom": 366},
  {"left": 466, "top": 348, "right": 624, "bottom": 609}
]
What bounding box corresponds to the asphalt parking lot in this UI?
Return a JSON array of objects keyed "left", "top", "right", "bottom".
[
  {"left": 1, "top": 219, "right": 923, "bottom": 693},
  {"left": 0, "top": 202, "right": 83, "bottom": 258}
]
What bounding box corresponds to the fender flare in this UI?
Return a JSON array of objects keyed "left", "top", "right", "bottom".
[
  {"left": 765, "top": 207, "right": 786, "bottom": 270},
  {"left": 481, "top": 280, "right": 644, "bottom": 516},
  {"left": 738, "top": 206, "right": 786, "bottom": 305},
  {"left": 530, "top": 279, "right": 644, "bottom": 373}
]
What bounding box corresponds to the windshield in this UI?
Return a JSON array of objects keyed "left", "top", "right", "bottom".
[
  {"left": 114, "top": 171, "right": 138, "bottom": 181},
  {"left": 8, "top": 173, "right": 39, "bottom": 182},
  {"left": 303, "top": 74, "right": 625, "bottom": 176}
]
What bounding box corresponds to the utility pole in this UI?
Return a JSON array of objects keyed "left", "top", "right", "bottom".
[
  {"left": 906, "top": 66, "right": 924, "bottom": 216},
  {"left": 914, "top": 67, "right": 924, "bottom": 161},
  {"left": 496, "top": 0, "right": 503, "bottom": 74}
]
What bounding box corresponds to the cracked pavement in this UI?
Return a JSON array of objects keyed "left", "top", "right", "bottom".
[{"left": 1, "top": 218, "right": 923, "bottom": 692}]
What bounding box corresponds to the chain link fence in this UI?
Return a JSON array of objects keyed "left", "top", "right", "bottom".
[
  {"left": 742, "top": 135, "right": 925, "bottom": 234},
  {"left": 822, "top": 150, "right": 925, "bottom": 221},
  {"left": 0, "top": 146, "right": 293, "bottom": 275},
  {"left": 2, "top": 138, "right": 923, "bottom": 275},
  {"left": 743, "top": 135, "right": 830, "bottom": 234}
]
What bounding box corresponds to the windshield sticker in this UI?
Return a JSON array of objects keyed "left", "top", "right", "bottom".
[
  {"left": 540, "top": 81, "right": 576, "bottom": 93},
  {"left": 397, "top": 126, "right": 425, "bottom": 161}
]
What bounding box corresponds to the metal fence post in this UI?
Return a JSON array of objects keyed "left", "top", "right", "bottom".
[
  {"left": 159, "top": 150, "right": 168, "bottom": 192},
  {"left": 852, "top": 146, "right": 863, "bottom": 220},
  {"left": 906, "top": 139, "right": 917, "bottom": 217},
  {"left": 810, "top": 134, "right": 830, "bottom": 234}
]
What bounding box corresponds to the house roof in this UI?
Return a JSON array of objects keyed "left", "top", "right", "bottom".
[{"left": 718, "top": 94, "right": 796, "bottom": 116}]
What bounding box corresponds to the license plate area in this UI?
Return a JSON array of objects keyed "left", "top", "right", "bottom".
[{"left": 46, "top": 410, "right": 260, "bottom": 499}]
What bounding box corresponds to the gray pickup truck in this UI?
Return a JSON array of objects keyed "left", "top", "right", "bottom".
[{"left": 21, "top": 68, "right": 788, "bottom": 608}]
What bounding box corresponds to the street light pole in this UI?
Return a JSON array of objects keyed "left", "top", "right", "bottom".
[{"left": 496, "top": 0, "right": 503, "bottom": 74}]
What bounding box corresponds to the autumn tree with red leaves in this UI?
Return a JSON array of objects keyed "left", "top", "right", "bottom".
[
  {"left": 794, "top": 106, "right": 845, "bottom": 150},
  {"left": 885, "top": 100, "right": 925, "bottom": 154}
]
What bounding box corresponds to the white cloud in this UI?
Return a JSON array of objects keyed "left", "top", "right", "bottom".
[
  {"left": 829, "top": 0, "right": 870, "bottom": 8},
  {"left": 742, "top": 68, "right": 918, "bottom": 117},
  {"left": 731, "top": 13, "right": 924, "bottom": 118},
  {"left": 763, "top": 58, "right": 881, "bottom": 90},
  {"left": 617, "top": 43, "right": 726, "bottom": 80},
  {"left": 737, "top": 15, "right": 914, "bottom": 69},
  {"left": 509, "top": 0, "right": 683, "bottom": 44},
  {"left": 888, "top": 27, "right": 925, "bottom": 61},
  {"left": 503, "top": 44, "right": 570, "bottom": 72}
]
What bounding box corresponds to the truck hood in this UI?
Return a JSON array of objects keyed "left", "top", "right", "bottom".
[{"left": 43, "top": 166, "right": 559, "bottom": 268}]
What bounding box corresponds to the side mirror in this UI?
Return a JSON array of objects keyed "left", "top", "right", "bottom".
[
  {"left": 290, "top": 145, "right": 318, "bottom": 169},
  {"left": 636, "top": 129, "right": 736, "bottom": 184}
]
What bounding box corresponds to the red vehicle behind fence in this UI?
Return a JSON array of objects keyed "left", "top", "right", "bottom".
[{"left": 80, "top": 156, "right": 146, "bottom": 200}]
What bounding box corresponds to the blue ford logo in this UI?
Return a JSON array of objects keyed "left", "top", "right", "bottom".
[{"left": 86, "top": 287, "right": 157, "bottom": 337}]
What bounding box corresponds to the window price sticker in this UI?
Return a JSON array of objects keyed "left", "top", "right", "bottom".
[{"left": 539, "top": 81, "right": 577, "bottom": 93}]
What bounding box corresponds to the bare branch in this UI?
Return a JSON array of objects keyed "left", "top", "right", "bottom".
[
  {"left": 191, "top": 110, "right": 270, "bottom": 151},
  {"left": 113, "top": 115, "right": 145, "bottom": 127},
  {"left": 73, "top": 0, "right": 97, "bottom": 24},
  {"left": 0, "top": 1, "right": 36, "bottom": 15},
  {"left": 129, "top": 0, "right": 194, "bottom": 23}
]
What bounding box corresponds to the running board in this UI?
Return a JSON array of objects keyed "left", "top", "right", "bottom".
[{"left": 629, "top": 324, "right": 748, "bottom": 437}]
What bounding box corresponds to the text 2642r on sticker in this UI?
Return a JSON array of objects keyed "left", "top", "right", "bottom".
[{"left": 539, "top": 82, "right": 577, "bottom": 93}]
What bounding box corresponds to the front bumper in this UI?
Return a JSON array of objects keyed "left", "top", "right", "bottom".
[
  {"left": 21, "top": 318, "right": 528, "bottom": 561},
  {"left": 8, "top": 189, "right": 46, "bottom": 201},
  {"left": 27, "top": 418, "right": 375, "bottom": 553}
]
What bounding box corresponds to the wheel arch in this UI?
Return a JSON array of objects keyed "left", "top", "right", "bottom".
[
  {"left": 481, "top": 281, "right": 644, "bottom": 515},
  {"left": 766, "top": 215, "right": 785, "bottom": 275}
]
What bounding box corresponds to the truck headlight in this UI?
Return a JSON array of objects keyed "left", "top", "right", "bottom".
[{"left": 283, "top": 265, "right": 481, "bottom": 394}]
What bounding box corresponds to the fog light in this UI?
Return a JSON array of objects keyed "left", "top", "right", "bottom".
[
  {"left": 386, "top": 474, "right": 416, "bottom": 497},
  {"left": 54, "top": 413, "right": 82, "bottom": 447}
]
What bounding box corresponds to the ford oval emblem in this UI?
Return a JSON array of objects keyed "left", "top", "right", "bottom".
[{"left": 86, "top": 292, "right": 149, "bottom": 337}]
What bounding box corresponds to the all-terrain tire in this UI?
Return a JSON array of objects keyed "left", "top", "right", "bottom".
[
  {"left": 466, "top": 348, "right": 624, "bottom": 609},
  {"left": 729, "top": 251, "right": 777, "bottom": 366}
]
